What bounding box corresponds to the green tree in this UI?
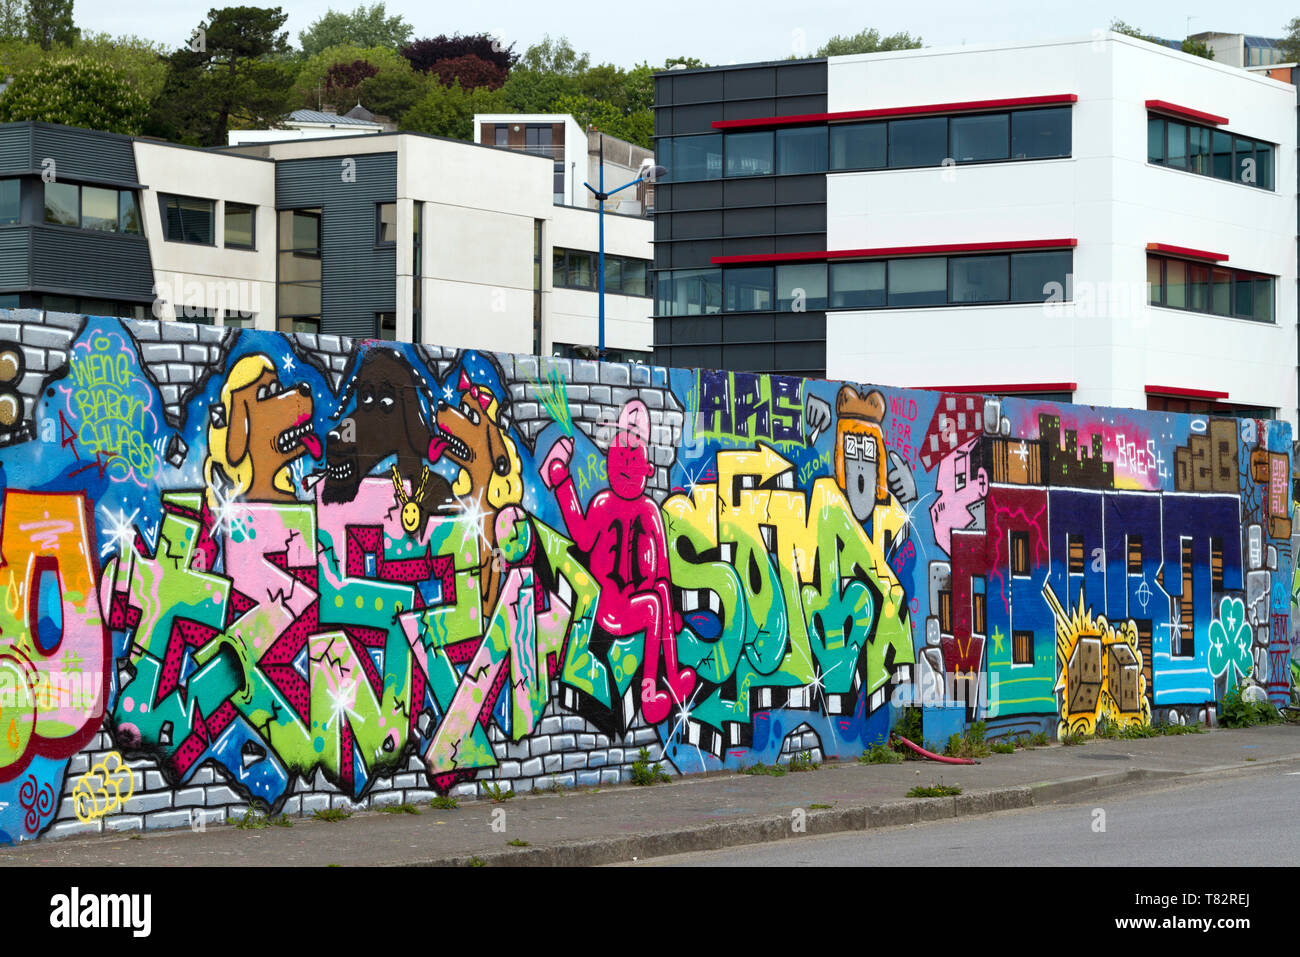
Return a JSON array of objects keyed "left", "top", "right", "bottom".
[
  {"left": 356, "top": 65, "right": 425, "bottom": 121},
  {"left": 663, "top": 55, "right": 708, "bottom": 70},
  {"left": 0, "top": 57, "right": 148, "bottom": 132},
  {"left": 290, "top": 41, "right": 410, "bottom": 109},
  {"left": 150, "top": 6, "right": 295, "bottom": 146},
  {"left": 519, "top": 34, "right": 589, "bottom": 74},
  {"left": 553, "top": 92, "right": 652, "bottom": 148},
  {"left": 298, "top": 2, "right": 411, "bottom": 56},
  {"left": 0, "top": 0, "right": 26, "bottom": 41},
  {"left": 1109, "top": 19, "right": 1213, "bottom": 59},
  {"left": 401, "top": 79, "right": 504, "bottom": 140},
  {"left": 816, "top": 28, "right": 921, "bottom": 56},
  {"left": 25, "top": 0, "right": 74, "bottom": 49},
  {"left": 72, "top": 32, "right": 169, "bottom": 103},
  {"left": 1281, "top": 17, "right": 1300, "bottom": 64}
]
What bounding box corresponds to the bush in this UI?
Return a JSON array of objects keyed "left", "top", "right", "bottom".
[
  {"left": 1220, "top": 682, "right": 1282, "bottom": 728},
  {"left": 0, "top": 58, "right": 150, "bottom": 133},
  {"left": 631, "top": 747, "right": 671, "bottom": 785}
]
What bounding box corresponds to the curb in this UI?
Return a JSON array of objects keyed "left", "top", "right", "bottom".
[
  {"left": 399, "top": 758, "right": 1293, "bottom": 867},
  {"left": 398, "top": 784, "right": 1042, "bottom": 867}
]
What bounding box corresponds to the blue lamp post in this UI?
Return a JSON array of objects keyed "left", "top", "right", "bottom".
[{"left": 583, "top": 131, "right": 666, "bottom": 361}]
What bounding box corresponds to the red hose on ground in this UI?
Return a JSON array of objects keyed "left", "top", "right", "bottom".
[{"left": 892, "top": 734, "right": 979, "bottom": 765}]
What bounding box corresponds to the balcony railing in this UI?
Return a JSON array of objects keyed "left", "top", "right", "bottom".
[{"left": 492, "top": 143, "right": 565, "bottom": 160}]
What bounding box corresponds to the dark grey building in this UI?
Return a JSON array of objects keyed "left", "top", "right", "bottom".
[
  {"left": 652, "top": 59, "right": 828, "bottom": 377},
  {"left": 0, "top": 122, "right": 155, "bottom": 317}
]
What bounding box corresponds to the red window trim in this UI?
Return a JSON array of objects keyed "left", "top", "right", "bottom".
[
  {"left": 711, "top": 238, "right": 1077, "bottom": 266},
  {"left": 1145, "top": 384, "right": 1230, "bottom": 401},
  {"left": 712, "top": 94, "right": 1078, "bottom": 130},
  {"left": 1145, "top": 99, "right": 1229, "bottom": 127},
  {"left": 1146, "top": 243, "right": 1229, "bottom": 263},
  {"left": 920, "top": 382, "right": 1078, "bottom": 395}
]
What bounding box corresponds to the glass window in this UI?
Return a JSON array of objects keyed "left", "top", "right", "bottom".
[
  {"left": 1147, "top": 256, "right": 1162, "bottom": 305},
  {"left": 118, "top": 191, "right": 140, "bottom": 234},
  {"left": 1253, "top": 278, "right": 1273, "bottom": 322},
  {"left": 225, "top": 202, "right": 254, "bottom": 248},
  {"left": 1147, "top": 117, "right": 1165, "bottom": 164},
  {"left": 725, "top": 131, "right": 773, "bottom": 177},
  {"left": 829, "top": 261, "right": 885, "bottom": 308},
  {"left": 1188, "top": 126, "right": 1210, "bottom": 176},
  {"left": 887, "top": 257, "right": 946, "bottom": 306},
  {"left": 1012, "top": 107, "right": 1070, "bottom": 159},
  {"left": 775, "top": 263, "right": 827, "bottom": 311},
  {"left": 1233, "top": 276, "right": 1253, "bottom": 319},
  {"left": 1165, "top": 122, "right": 1187, "bottom": 170},
  {"left": 1212, "top": 130, "right": 1232, "bottom": 179},
  {"left": 81, "top": 186, "right": 117, "bottom": 231},
  {"left": 1165, "top": 259, "right": 1187, "bottom": 308},
  {"left": 376, "top": 312, "right": 396, "bottom": 340},
  {"left": 376, "top": 202, "right": 396, "bottom": 244},
  {"left": 830, "top": 123, "right": 886, "bottom": 170},
  {"left": 724, "top": 266, "right": 773, "bottom": 312},
  {"left": 671, "top": 268, "right": 721, "bottom": 315},
  {"left": 1210, "top": 267, "right": 1231, "bottom": 315},
  {"left": 656, "top": 270, "right": 673, "bottom": 315},
  {"left": 622, "top": 259, "right": 647, "bottom": 296},
  {"left": 950, "top": 113, "right": 1009, "bottom": 163},
  {"left": 567, "top": 250, "right": 593, "bottom": 289},
  {"left": 1254, "top": 142, "right": 1273, "bottom": 189},
  {"left": 44, "top": 182, "right": 78, "bottom": 226},
  {"left": 671, "top": 134, "right": 722, "bottom": 181},
  {"left": 164, "top": 195, "right": 214, "bottom": 244},
  {"left": 1234, "top": 137, "right": 1254, "bottom": 184},
  {"left": 888, "top": 117, "right": 947, "bottom": 167},
  {"left": 949, "top": 255, "right": 1009, "bottom": 303},
  {"left": 1010, "top": 250, "right": 1072, "bottom": 303},
  {"left": 0, "top": 179, "right": 19, "bottom": 225},
  {"left": 278, "top": 317, "right": 320, "bottom": 334},
  {"left": 1188, "top": 262, "right": 1208, "bottom": 311},
  {"left": 775, "top": 126, "right": 827, "bottom": 174},
  {"left": 288, "top": 209, "right": 320, "bottom": 253},
  {"left": 552, "top": 249, "right": 566, "bottom": 287},
  {"left": 494, "top": 127, "right": 508, "bottom": 146},
  {"left": 604, "top": 256, "right": 622, "bottom": 293}
]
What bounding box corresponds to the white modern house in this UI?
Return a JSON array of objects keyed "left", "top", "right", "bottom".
[
  {"left": 652, "top": 32, "right": 1299, "bottom": 425},
  {"left": 1, "top": 121, "right": 653, "bottom": 360}
]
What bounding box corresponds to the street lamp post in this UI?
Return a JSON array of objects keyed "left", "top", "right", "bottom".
[{"left": 583, "top": 132, "right": 666, "bottom": 361}]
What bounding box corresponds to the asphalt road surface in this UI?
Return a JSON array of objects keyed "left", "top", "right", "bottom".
[{"left": 628, "top": 760, "right": 1300, "bottom": 866}]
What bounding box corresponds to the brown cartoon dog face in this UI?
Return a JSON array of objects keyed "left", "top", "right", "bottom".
[
  {"left": 428, "top": 370, "right": 521, "bottom": 511},
  {"left": 834, "top": 385, "right": 888, "bottom": 522},
  {"left": 209, "top": 357, "right": 319, "bottom": 502}
]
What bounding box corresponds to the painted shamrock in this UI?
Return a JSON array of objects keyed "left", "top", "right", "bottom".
[{"left": 1207, "top": 596, "right": 1254, "bottom": 682}]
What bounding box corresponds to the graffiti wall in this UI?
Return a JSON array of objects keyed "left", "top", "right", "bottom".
[{"left": 0, "top": 312, "right": 1293, "bottom": 842}]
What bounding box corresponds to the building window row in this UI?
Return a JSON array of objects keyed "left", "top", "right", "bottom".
[
  {"left": 1146, "top": 254, "right": 1274, "bottom": 323},
  {"left": 654, "top": 250, "right": 1073, "bottom": 316},
  {"left": 659, "top": 106, "right": 1072, "bottom": 182},
  {"left": 1146, "top": 115, "right": 1274, "bottom": 190},
  {"left": 161, "top": 194, "right": 258, "bottom": 248},
  {"left": 46, "top": 181, "right": 141, "bottom": 234},
  {"left": 552, "top": 247, "right": 651, "bottom": 297}
]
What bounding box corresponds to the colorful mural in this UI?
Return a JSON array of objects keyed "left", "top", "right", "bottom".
[{"left": 0, "top": 313, "right": 1293, "bottom": 842}]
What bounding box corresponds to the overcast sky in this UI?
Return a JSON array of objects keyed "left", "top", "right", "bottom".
[{"left": 77, "top": 0, "right": 1298, "bottom": 67}]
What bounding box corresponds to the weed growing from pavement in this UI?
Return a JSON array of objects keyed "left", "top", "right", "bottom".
[
  {"left": 789, "top": 750, "right": 820, "bottom": 772},
  {"left": 235, "top": 805, "right": 271, "bottom": 829},
  {"left": 631, "top": 747, "right": 671, "bottom": 785},
  {"left": 507, "top": 838, "right": 530, "bottom": 847},
  {"left": 740, "top": 762, "right": 786, "bottom": 777},
  {"left": 907, "top": 779, "right": 962, "bottom": 798},
  {"left": 944, "top": 721, "right": 991, "bottom": 758},
  {"left": 485, "top": 783, "right": 515, "bottom": 802},
  {"left": 1220, "top": 682, "right": 1283, "bottom": 728},
  {"left": 313, "top": 808, "right": 352, "bottom": 822},
  {"left": 468, "top": 856, "right": 485, "bottom": 867},
  {"left": 860, "top": 741, "right": 903, "bottom": 764},
  {"left": 810, "top": 803, "right": 834, "bottom": 809},
  {"left": 430, "top": 796, "right": 459, "bottom": 810},
  {"left": 990, "top": 740, "right": 1016, "bottom": 754},
  {"left": 379, "top": 802, "right": 421, "bottom": 815}
]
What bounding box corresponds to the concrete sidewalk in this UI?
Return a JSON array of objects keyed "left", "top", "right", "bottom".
[{"left": 3, "top": 725, "right": 1296, "bottom": 867}]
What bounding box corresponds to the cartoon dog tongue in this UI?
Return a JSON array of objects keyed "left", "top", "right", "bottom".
[{"left": 301, "top": 431, "right": 323, "bottom": 459}]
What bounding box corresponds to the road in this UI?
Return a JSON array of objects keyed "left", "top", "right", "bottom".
[{"left": 627, "top": 760, "right": 1300, "bottom": 866}]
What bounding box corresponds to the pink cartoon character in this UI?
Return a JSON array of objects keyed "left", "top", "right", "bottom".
[{"left": 541, "top": 400, "right": 695, "bottom": 723}]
